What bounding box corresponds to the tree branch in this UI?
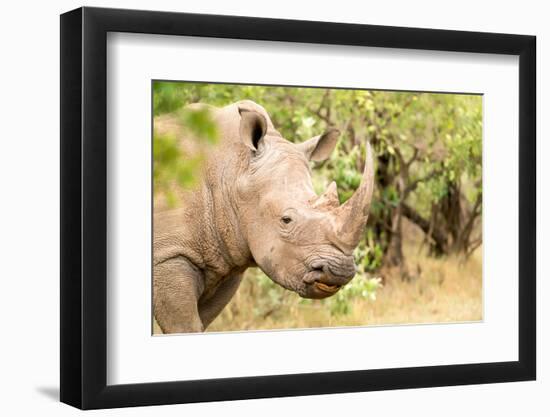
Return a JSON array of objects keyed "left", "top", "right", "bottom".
[
  {"left": 403, "top": 169, "right": 443, "bottom": 196},
  {"left": 406, "top": 147, "right": 419, "bottom": 168},
  {"left": 401, "top": 202, "right": 447, "bottom": 253}
]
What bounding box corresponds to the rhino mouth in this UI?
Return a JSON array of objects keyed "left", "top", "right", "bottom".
[
  {"left": 301, "top": 263, "right": 354, "bottom": 299},
  {"left": 313, "top": 281, "right": 342, "bottom": 293},
  {"left": 302, "top": 276, "right": 342, "bottom": 299}
]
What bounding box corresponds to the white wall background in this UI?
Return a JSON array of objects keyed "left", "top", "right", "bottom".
[{"left": 0, "top": 0, "right": 545, "bottom": 415}]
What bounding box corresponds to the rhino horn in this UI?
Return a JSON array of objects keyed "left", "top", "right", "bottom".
[
  {"left": 312, "top": 181, "right": 340, "bottom": 209},
  {"left": 334, "top": 142, "right": 375, "bottom": 250}
]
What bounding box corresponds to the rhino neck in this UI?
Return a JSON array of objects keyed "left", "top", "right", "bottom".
[
  {"left": 202, "top": 174, "right": 254, "bottom": 274},
  {"left": 199, "top": 107, "right": 258, "bottom": 274}
]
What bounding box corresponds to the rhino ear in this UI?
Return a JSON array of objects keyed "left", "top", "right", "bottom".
[
  {"left": 298, "top": 129, "right": 340, "bottom": 162},
  {"left": 239, "top": 108, "right": 267, "bottom": 152}
]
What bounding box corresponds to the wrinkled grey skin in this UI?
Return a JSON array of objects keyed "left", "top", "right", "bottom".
[{"left": 154, "top": 100, "right": 374, "bottom": 333}]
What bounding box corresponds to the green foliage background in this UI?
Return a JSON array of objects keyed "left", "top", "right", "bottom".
[{"left": 153, "top": 81, "right": 482, "bottom": 326}]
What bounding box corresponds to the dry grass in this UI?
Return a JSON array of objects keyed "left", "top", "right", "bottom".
[{"left": 352, "top": 246, "right": 483, "bottom": 327}]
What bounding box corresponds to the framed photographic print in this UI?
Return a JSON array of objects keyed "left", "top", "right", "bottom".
[{"left": 60, "top": 6, "right": 536, "bottom": 409}]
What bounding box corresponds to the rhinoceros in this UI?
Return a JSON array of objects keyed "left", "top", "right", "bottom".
[{"left": 153, "top": 100, "right": 374, "bottom": 333}]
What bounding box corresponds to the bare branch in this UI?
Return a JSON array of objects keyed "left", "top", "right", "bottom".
[
  {"left": 465, "top": 235, "right": 483, "bottom": 259},
  {"left": 406, "top": 147, "right": 419, "bottom": 167}
]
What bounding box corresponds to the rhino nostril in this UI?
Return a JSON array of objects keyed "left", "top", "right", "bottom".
[{"left": 310, "top": 260, "right": 324, "bottom": 270}]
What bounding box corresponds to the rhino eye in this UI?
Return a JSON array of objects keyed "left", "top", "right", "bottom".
[{"left": 281, "top": 216, "right": 293, "bottom": 224}]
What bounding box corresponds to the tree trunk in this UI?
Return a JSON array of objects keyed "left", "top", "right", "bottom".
[{"left": 401, "top": 202, "right": 447, "bottom": 256}]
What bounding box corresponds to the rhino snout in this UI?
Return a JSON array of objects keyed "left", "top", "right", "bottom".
[{"left": 302, "top": 256, "right": 357, "bottom": 299}]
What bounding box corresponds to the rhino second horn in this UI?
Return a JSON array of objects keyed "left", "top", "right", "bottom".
[
  {"left": 313, "top": 181, "right": 340, "bottom": 209},
  {"left": 334, "top": 142, "right": 375, "bottom": 249},
  {"left": 324, "top": 181, "right": 339, "bottom": 202}
]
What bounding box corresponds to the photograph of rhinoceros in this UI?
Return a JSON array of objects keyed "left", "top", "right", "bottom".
[{"left": 152, "top": 82, "right": 483, "bottom": 334}]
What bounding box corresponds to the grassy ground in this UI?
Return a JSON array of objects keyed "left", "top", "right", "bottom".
[{"left": 153, "top": 222, "right": 482, "bottom": 334}]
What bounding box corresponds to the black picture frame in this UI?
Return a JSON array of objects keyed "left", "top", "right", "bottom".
[{"left": 60, "top": 6, "right": 536, "bottom": 410}]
